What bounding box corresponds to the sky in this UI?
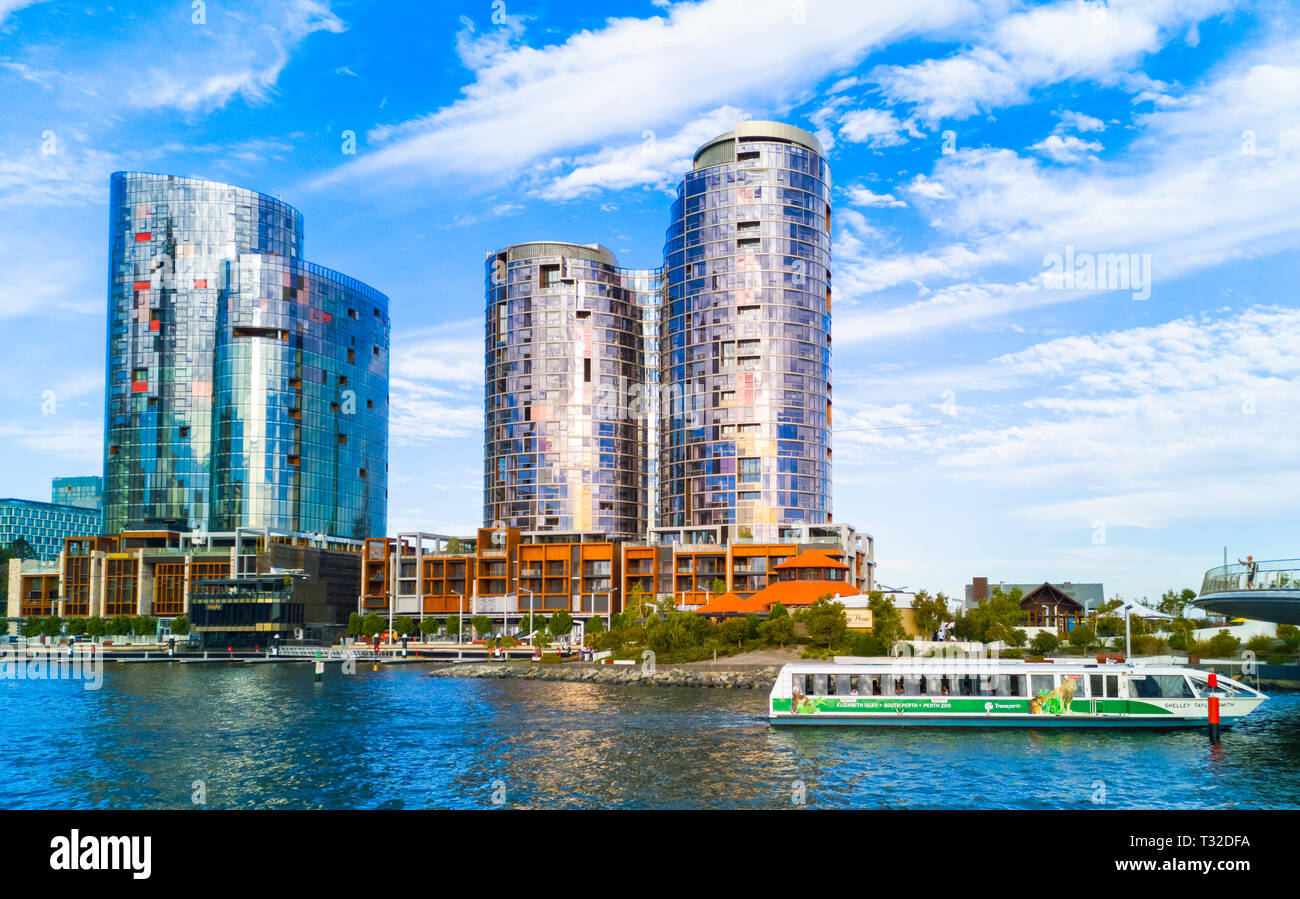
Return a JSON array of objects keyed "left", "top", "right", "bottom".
[{"left": 0, "top": 0, "right": 1296, "bottom": 604}]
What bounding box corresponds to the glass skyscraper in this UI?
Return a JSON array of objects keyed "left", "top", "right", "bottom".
[
  {"left": 484, "top": 243, "right": 658, "bottom": 539},
  {"left": 103, "top": 172, "right": 388, "bottom": 539},
  {"left": 660, "top": 122, "right": 832, "bottom": 542}
]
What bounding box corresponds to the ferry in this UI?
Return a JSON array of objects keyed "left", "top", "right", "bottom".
[{"left": 768, "top": 659, "right": 1266, "bottom": 727}]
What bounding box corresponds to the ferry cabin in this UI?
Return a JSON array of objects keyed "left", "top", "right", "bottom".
[{"left": 769, "top": 662, "right": 1265, "bottom": 727}]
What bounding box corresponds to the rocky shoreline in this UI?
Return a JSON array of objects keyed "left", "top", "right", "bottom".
[{"left": 429, "top": 661, "right": 778, "bottom": 689}]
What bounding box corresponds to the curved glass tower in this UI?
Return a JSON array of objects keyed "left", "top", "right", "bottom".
[
  {"left": 660, "top": 122, "right": 832, "bottom": 542},
  {"left": 104, "top": 172, "right": 388, "bottom": 539},
  {"left": 484, "top": 242, "right": 655, "bottom": 539}
]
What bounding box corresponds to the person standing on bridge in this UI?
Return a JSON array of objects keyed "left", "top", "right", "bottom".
[{"left": 1238, "top": 555, "right": 1259, "bottom": 589}]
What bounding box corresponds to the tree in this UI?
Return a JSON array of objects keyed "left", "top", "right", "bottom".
[
  {"left": 20, "top": 617, "right": 43, "bottom": 638},
  {"left": 767, "top": 602, "right": 788, "bottom": 619},
  {"left": 911, "top": 590, "right": 948, "bottom": 640},
  {"left": 517, "top": 611, "right": 545, "bottom": 635},
  {"left": 798, "top": 597, "right": 847, "bottom": 648},
  {"left": 66, "top": 617, "right": 88, "bottom": 636},
  {"left": 40, "top": 616, "right": 64, "bottom": 638},
  {"left": 720, "top": 617, "right": 749, "bottom": 648},
  {"left": 86, "top": 617, "right": 108, "bottom": 639},
  {"left": 419, "top": 617, "right": 438, "bottom": 639},
  {"left": 710, "top": 578, "right": 727, "bottom": 596},
  {"left": 627, "top": 583, "right": 645, "bottom": 619},
  {"left": 170, "top": 615, "right": 189, "bottom": 636},
  {"left": 1029, "top": 631, "right": 1060, "bottom": 656},
  {"left": 1206, "top": 631, "right": 1241, "bottom": 658},
  {"left": 392, "top": 616, "right": 416, "bottom": 638},
  {"left": 445, "top": 615, "right": 463, "bottom": 639},
  {"left": 585, "top": 615, "right": 606, "bottom": 636},
  {"left": 1278, "top": 624, "right": 1300, "bottom": 654},
  {"left": 8, "top": 537, "right": 35, "bottom": 560},
  {"left": 347, "top": 612, "right": 363, "bottom": 639},
  {"left": 549, "top": 610, "right": 574, "bottom": 640},
  {"left": 1007, "top": 628, "right": 1028, "bottom": 648},
  {"left": 131, "top": 616, "right": 157, "bottom": 637},
  {"left": 109, "top": 615, "right": 132, "bottom": 637},
  {"left": 866, "top": 591, "right": 905, "bottom": 648},
  {"left": 470, "top": 615, "right": 494, "bottom": 640},
  {"left": 758, "top": 614, "right": 795, "bottom": 648},
  {"left": 1156, "top": 587, "right": 1198, "bottom": 619},
  {"left": 360, "top": 613, "right": 384, "bottom": 638},
  {"left": 1068, "top": 623, "right": 1097, "bottom": 652}
]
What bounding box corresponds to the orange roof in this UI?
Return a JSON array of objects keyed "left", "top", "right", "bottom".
[
  {"left": 737, "top": 579, "right": 860, "bottom": 613},
  {"left": 772, "top": 549, "right": 848, "bottom": 571},
  {"left": 693, "top": 592, "right": 752, "bottom": 616}
]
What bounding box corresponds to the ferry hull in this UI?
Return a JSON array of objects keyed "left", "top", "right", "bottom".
[{"left": 769, "top": 715, "right": 1251, "bottom": 728}]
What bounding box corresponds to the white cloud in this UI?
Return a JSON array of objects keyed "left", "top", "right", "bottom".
[
  {"left": 844, "top": 184, "right": 907, "bottom": 208},
  {"left": 1028, "top": 133, "right": 1104, "bottom": 162},
  {"left": 838, "top": 108, "right": 915, "bottom": 147},
  {"left": 874, "top": 0, "right": 1234, "bottom": 122},
  {"left": 832, "top": 35, "right": 1300, "bottom": 339},
  {"left": 834, "top": 307, "right": 1300, "bottom": 531},
  {"left": 538, "top": 106, "right": 746, "bottom": 199},
  {"left": 320, "top": 0, "right": 976, "bottom": 188},
  {"left": 127, "top": 1, "right": 345, "bottom": 111},
  {"left": 1056, "top": 109, "right": 1107, "bottom": 132}
]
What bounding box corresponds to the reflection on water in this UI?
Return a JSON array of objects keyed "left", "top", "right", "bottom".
[{"left": 2, "top": 664, "right": 1299, "bottom": 809}]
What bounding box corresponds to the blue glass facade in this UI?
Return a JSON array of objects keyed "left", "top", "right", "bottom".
[
  {"left": 0, "top": 499, "right": 104, "bottom": 560},
  {"left": 103, "top": 172, "right": 388, "bottom": 539},
  {"left": 51, "top": 476, "right": 103, "bottom": 510}
]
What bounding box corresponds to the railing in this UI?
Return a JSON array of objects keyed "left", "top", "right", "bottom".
[{"left": 1201, "top": 559, "right": 1300, "bottom": 595}]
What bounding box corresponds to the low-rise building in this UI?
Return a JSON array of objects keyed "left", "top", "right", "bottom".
[
  {"left": 5, "top": 528, "right": 363, "bottom": 644},
  {"left": 361, "top": 523, "right": 874, "bottom": 626},
  {"left": 964, "top": 576, "right": 1104, "bottom": 611}
]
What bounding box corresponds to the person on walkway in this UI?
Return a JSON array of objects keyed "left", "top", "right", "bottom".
[{"left": 1238, "top": 555, "right": 1259, "bottom": 589}]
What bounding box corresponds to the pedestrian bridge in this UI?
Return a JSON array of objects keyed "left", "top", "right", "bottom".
[
  {"left": 1196, "top": 558, "right": 1300, "bottom": 624},
  {"left": 276, "top": 646, "right": 380, "bottom": 660}
]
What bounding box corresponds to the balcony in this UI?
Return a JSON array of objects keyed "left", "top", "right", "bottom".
[{"left": 1196, "top": 558, "right": 1300, "bottom": 625}]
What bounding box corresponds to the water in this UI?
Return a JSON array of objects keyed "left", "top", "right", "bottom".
[{"left": 3, "top": 663, "right": 1299, "bottom": 809}]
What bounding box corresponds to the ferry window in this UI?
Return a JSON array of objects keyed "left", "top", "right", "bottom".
[
  {"left": 1064, "top": 674, "right": 1086, "bottom": 697},
  {"left": 917, "top": 675, "right": 928, "bottom": 695},
  {"left": 939, "top": 677, "right": 951, "bottom": 696},
  {"left": 980, "top": 675, "right": 997, "bottom": 694},
  {"left": 871, "top": 676, "right": 882, "bottom": 696},
  {"left": 959, "top": 676, "right": 975, "bottom": 696},
  {"left": 1133, "top": 675, "right": 1196, "bottom": 699},
  {"left": 926, "top": 676, "right": 941, "bottom": 695},
  {"left": 904, "top": 676, "right": 921, "bottom": 696},
  {"left": 812, "top": 674, "right": 829, "bottom": 696},
  {"left": 991, "top": 675, "right": 1008, "bottom": 696},
  {"left": 1030, "top": 674, "right": 1055, "bottom": 697},
  {"left": 835, "top": 675, "right": 851, "bottom": 696},
  {"left": 1090, "top": 674, "right": 1104, "bottom": 697},
  {"left": 792, "top": 674, "right": 810, "bottom": 695},
  {"left": 848, "top": 675, "right": 861, "bottom": 695},
  {"left": 826, "top": 675, "right": 837, "bottom": 695},
  {"left": 893, "top": 677, "right": 904, "bottom": 695},
  {"left": 1007, "top": 675, "right": 1024, "bottom": 697},
  {"left": 1105, "top": 675, "right": 1119, "bottom": 698}
]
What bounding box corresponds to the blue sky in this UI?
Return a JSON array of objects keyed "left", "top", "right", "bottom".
[{"left": 0, "top": 0, "right": 1297, "bottom": 604}]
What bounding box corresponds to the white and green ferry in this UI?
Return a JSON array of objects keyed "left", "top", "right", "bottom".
[{"left": 769, "top": 659, "right": 1266, "bottom": 727}]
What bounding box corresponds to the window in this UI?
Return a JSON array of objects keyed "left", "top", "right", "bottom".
[{"left": 1132, "top": 675, "right": 1195, "bottom": 699}]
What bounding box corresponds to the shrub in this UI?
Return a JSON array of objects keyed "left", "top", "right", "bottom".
[
  {"left": 720, "top": 617, "right": 749, "bottom": 648},
  {"left": 1277, "top": 624, "right": 1300, "bottom": 653},
  {"left": 758, "top": 615, "right": 795, "bottom": 648},
  {"left": 1206, "top": 631, "right": 1241, "bottom": 658},
  {"left": 1029, "top": 632, "right": 1060, "bottom": 656},
  {"left": 169, "top": 615, "right": 189, "bottom": 636},
  {"left": 1244, "top": 634, "right": 1278, "bottom": 654}
]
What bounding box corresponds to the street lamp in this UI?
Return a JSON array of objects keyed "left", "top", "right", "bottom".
[{"left": 451, "top": 588, "right": 464, "bottom": 661}]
